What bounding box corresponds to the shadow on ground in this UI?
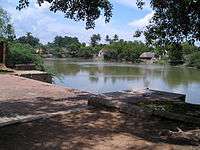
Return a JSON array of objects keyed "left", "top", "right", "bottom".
[{"left": 0, "top": 107, "right": 199, "bottom": 150}]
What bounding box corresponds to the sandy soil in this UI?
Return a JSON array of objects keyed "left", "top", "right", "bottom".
[{"left": 0, "top": 108, "right": 199, "bottom": 150}]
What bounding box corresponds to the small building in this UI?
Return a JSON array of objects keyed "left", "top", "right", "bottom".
[
  {"left": 98, "top": 49, "right": 111, "bottom": 59},
  {"left": 140, "top": 52, "right": 157, "bottom": 63}
]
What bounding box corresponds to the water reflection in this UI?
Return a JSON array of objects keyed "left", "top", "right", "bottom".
[{"left": 45, "top": 59, "right": 200, "bottom": 104}]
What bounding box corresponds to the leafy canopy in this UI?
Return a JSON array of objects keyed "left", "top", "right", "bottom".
[
  {"left": 17, "top": 0, "right": 200, "bottom": 48},
  {"left": 17, "top": 0, "right": 112, "bottom": 29},
  {"left": 0, "top": 7, "right": 15, "bottom": 40},
  {"left": 137, "top": 0, "right": 200, "bottom": 45},
  {"left": 17, "top": 32, "right": 40, "bottom": 47},
  {"left": 90, "top": 34, "right": 101, "bottom": 47}
]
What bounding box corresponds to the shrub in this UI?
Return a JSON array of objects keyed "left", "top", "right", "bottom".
[
  {"left": 104, "top": 41, "right": 149, "bottom": 62},
  {"left": 78, "top": 46, "right": 95, "bottom": 58},
  {"left": 167, "top": 44, "right": 184, "bottom": 65},
  {"left": 186, "top": 52, "right": 200, "bottom": 69},
  {"left": 6, "top": 42, "right": 44, "bottom": 70}
]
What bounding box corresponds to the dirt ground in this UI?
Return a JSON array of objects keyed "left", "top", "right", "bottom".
[{"left": 0, "top": 108, "right": 199, "bottom": 150}]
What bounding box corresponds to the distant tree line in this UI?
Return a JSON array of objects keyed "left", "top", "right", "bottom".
[{"left": 0, "top": 6, "right": 200, "bottom": 69}]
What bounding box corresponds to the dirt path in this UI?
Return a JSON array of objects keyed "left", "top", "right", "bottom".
[{"left": 0, "top": 109, "right": 199, "bottom": 150}]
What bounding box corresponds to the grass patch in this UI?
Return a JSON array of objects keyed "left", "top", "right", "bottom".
[{"left": 137, "top": 101, "right": 200, "bottom": 118}]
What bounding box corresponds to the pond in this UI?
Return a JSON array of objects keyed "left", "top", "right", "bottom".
[{"left": 45, "top": 58, "right": 200, "bottom": 105}]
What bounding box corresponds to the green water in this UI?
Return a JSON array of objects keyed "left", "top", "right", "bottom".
[{"left": 45, "top": 58, "right": 200, "bottom": 104}]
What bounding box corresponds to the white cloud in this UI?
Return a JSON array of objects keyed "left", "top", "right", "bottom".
[
  {"left": 128, "top": 12, "right": 153, "bottom": 29},
  {"left": 114, "top": 0, "right": 138, "bottom": 8},
  {"left": 113, "top": 0, "right": 151, "bottom": 10},
  {"left": 1, "top": 0, "right": 149, "bottom": 44}
]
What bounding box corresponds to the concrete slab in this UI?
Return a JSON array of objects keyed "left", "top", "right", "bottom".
[
  {"left": 88, "top": 90, "right": 200, "bottom": 124},
  {"left": 0, "top": 74, "right": 90, "bottom": 126},
  {"left": 102, "top": 89, "right": 186, "bottom": 103},
  {"left": 0, "top": 74, "right": 86, "bottom": 101},
  {"left": 11, "top": 70, "right": 52, "bottom": 83}
]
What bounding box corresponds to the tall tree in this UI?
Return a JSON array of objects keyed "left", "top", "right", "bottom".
[
  {"left": 134, "top": 0, "right": 200, "bottom": 63},
  {"left": 17, "top": 32, "right": 40, "bottom": 47},
  {"left": 53, "top": 36, "right": 80, "bottom": 48},
  {"left": 17, "top": 0, "right": 113, "bottom": 29},
  {"left": 17, "top": 0, "right": 200, "bottom": 48},
  {"left": 113, "top": 34, "right": 119, "bottom": 42},
  {"left": 105, "top": 35, "right": 111, "bottom": 44},
  {"left": 90, "top": 34, "right": 101, "bottom": 47},
  {"left": 135, "top": 0, "right": 200, "bottom": 45},
  {"left": 0, "top": 7, "right": 15, "bottom": 40}
]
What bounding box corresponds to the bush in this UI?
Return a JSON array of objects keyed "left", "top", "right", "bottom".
[
  {"left": 104, "top": 41, "right": 150, "bottom": 62},
  {"left": 78, "top": 46, "right": 95, "bottom": 58},
  {"left": 6, "top": 42, "right": 44, "bottom": 70},
  {"left": 186, "top": 52, "right": 200, "bottom": 69},
  {"left": 167, "top": 44, "right": 184, "bottom": 65}
]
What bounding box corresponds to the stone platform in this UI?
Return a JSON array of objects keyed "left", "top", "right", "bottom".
[
  {"left": 88, "top": 89, "right": 200, "bottom": 124},
  {"left": 0, "top": 74, "right": 91, "bottom": 127},
  {"left": 12, "top": 70, "right": 52, "bottom": 83}
]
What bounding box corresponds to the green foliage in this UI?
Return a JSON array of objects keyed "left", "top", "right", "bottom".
[
  {"left": 182, "top": 42, "right": 199, "bottom": 56},
  {"left": 78, "top": 46, "right": 95, "bottom": 58},
  {"left": 0, "top": 7, "right": 15, "bottom": 40},
  {"left": 104, "top": 41, "right": 150, "bottom": 62},
  {"left": 68, "top": 43, "right": 81, "bottom": 57},
  {"left": 53, "top": 36, "right": 80, "bottom": 48},
  {"left": 17, "top": 0, "right": 112, "bottom": 29},
  {"left": 105, "top": 35, "right": 111, "bottom": 44},
  {"left": 141, "top": 0, "right": 200, "bottom": 47},
  {"left": 6, "top": 42, "right": 44, "bottom": 70},
  {"left": 45, "top": 34, "right": 151, "bottom": 62},
  {"left": 133, "top": 30, "right": 142, "bottom": 38},
  {"left": 186, "top": 52, "right": 200, "bottom": 69},
  {"left": 113, "top": 34, "right": 119, "bottom": 42},
  {"left": 167, "top": 44, "right": 184, "bottom": 65},
  {"left": 17, "top": 32, "right": 40, "bottom": 47},
  {"left": 46, "top": 36, "right": 82, "bottom": 58},
  {"left": 90, "top": 34, "right": 101, "bottom": 47}
]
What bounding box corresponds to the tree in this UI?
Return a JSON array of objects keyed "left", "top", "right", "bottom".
[
  {"left": 17, "top": 0, "right": 112, "bottom": 29},
  {"left": 113, "top": 34, "right": 119, "bottom": 42},
  {"left": 135, "top": 0, "right": 200, "bottom": 45},
  {"left": 134, "top": 0, "right": 200, "bottom": 64},
  {"left": 68, "top": 43, "right": 81, "bottom": 57},
  {"left": 17, "top": 32, "right": 40, "bottom": 47},
  {"left": 53, "top": 36, "right": 80, "bottom": 48},
  {"left": 90, "top": 34, "right": 101, "bottom": 47},
  {"left": 133, "top": 30, "right": 142, "bottom": 38},
  {"left": 105, "top": 35, "right": 111, "bottom": 44},
  {"left": 17, "top": 1, "right": 200, "bottom": 45},
  {"left": 0, "top": 7, "right": 15, "bottom": 40}
]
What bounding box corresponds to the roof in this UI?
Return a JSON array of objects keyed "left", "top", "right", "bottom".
[{"left": 140, "top": 52, "right": 155, "bottom": 59}]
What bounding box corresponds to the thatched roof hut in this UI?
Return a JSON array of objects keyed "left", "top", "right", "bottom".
[{"left": 98, "top": 49, "right": 111, "bottom": 58}]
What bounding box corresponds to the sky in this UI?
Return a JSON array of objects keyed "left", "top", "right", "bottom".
[{"left": 0, "top": 0, "right": 153, "bottom": 44}]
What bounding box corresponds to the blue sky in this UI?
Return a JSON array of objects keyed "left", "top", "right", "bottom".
[{"left": 0, "top": 0, "right": 153, "bottom": 44}]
